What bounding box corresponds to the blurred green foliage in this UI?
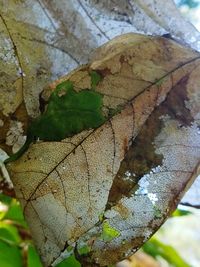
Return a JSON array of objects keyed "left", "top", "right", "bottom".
[
  {"left": 0, "top": 194, "right": 42, "bottom": 267},
  {"left": 172, "top": 208, "right": 192, "bottom": 217},
  {"left": 55, "top": 255, "right": 81, "bottom": 267},
  {"left": 143, "top": 237, "right": 190, "bottom": 267}
]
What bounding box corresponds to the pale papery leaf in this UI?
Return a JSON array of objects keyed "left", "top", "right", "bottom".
[
  {"left": 134, "top": 0, "right": 200, "bottom": 50},
  {"left": 7, "top": 34, "right": 200, "bottom": 266},
  {"left": 0, "top": 0, "right": 199, "bottom": 118},
  {"left": 1, "top": 0, "right": 200, "bottom": 265},
  {"left": 1, "top": 0, "right": 200, "bottom": 158}
]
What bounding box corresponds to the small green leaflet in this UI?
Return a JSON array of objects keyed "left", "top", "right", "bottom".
[
  {"left": 6, "top": 73, "right": 105, "bottom": 163},
  {"left": 100, "top": 221, "right": 120, "bottom": 242}
]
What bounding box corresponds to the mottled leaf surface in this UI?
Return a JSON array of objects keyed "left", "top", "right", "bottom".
[
  {"left": 1, "top": 0, "right": 200, "bottom": 156},
  {"left": 8, "top": 34, "right": 200, "bottom": 266}
]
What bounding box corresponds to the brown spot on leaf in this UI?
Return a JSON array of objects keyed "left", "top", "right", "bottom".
[
  {"left": 162, "top": 75, "right": 193, "bottom": 126},
  {"left": 123, "top": 137, "right": 128, "bottom": 155},
  {"left": 113, "top": 202, "right": 129, "bottom": 219},
  {"left": 120, "top": 55, "right": 125, "bottom": 64},
  {"left": 96, "top": 68, "right": 112, "bottom": 77}
]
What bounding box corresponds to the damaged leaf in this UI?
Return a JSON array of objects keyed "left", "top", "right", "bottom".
[
  {"left": 1, "top": 0, "right": 200, "bottom": 157},
  {"left": 7, "top": 34, "right": 200, "bottom": 267}
]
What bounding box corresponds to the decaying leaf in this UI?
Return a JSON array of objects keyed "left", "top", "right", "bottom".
[
  {"left": 1, "top": 0, "right": 200, "bottom": 157},
  {"left": 7, "top": 34, "right": 200, "bottom": 266}
]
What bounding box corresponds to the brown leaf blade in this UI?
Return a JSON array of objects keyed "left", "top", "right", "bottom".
[
  {"left": 1, "top": 0, "right": 200, "bottom": 157},
  {"left": 8, "top": 34, "right": 200, "bottom": 266}
]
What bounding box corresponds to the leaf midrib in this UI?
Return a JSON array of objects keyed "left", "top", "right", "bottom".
[{"left": 23, "top": 55, "right": 200, "bottom": 208}]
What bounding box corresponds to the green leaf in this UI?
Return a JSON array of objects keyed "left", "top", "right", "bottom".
[
  {"left": 0, "top": 240, "right": 22, "bottom": 267},
  {"left": 4, "top": 198, "right": 28, "bottom": 228},
  {"left": 6, "top": 80, "right": 105, "bottom": 163},
  {"left": 55, "top": 255, "right": 81, "bottom": 267},
  {"left": 0, "top": 222, "right": 21, "bottom": 245},
  {"left": 0, "top": 194, "right": 12, "bottom": 206},
  {"left": 27, "top": 244, "right": 43, "bottom": 267},
  {"left": 31, "top": 81, "right": 105, "bottom": 141},
  {"left": 100, "top": 221, "right": 120, "bottom": 242},
  {"left": 143, "top": 237, "right": 190, "bottom": 267},
  {"left": 171, "top": 208, "right": 192, "bottom": 217}
]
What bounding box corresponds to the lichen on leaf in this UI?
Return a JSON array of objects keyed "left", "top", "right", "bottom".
[
  {"left": 29, "top": 80, "right": 105, "bottom": 141},
  {"left": 100, "top": 221, "right": 120, "bottom": 242},
  {"left": 6, "top": 78, "right": 105, "bottom": 162}
]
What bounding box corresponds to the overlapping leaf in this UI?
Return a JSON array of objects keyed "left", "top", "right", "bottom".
[
  {"left": 8, "top": 34, "right": 200, "bottom": 266},
  {"left": 1, "top": 0, "right": 200, "bottom": 156}
]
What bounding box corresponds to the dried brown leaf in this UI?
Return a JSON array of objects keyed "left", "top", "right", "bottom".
[
  {"left": 7, "top": 34, "right": 200, "bottom": 266},
  {"left": 1, "top": 0, "right": 200, "bottom": 155}
]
